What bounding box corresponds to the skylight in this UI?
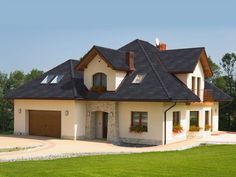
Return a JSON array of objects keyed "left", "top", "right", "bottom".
[
  {"left": 41, "top": 75, "right": 54, "bottom": 84},
  {"left": 51, "top": 75, "right": 63, "bottom": 84},
  {"left": 132, "top": 74, "right": 146, "bottom": 84}
]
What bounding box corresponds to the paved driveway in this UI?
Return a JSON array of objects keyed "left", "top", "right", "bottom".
[{"left": 0, "top": 132, "right": 236, "bottom": 162}]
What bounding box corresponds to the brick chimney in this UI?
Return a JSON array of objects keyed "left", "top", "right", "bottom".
[
  {"left": 126, "top": 51, "right": 135, "bottom": 71},
  {"left": 157, "top": 42, "right": 167, "bottom": 51}
]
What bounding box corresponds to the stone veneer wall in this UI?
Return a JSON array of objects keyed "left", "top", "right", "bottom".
[{"left": 85, "top": 101, "right": 119, "bottom": 143}]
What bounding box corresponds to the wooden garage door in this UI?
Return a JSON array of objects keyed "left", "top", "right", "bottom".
[{"left": 29, "top": 110, "right": 61, "bottom": 138}]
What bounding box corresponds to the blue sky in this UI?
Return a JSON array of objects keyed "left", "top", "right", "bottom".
[{"left": 0, "top": 0, "right": 236, "bottom": 73}]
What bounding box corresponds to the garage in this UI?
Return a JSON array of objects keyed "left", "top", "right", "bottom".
[{"left": 29, "top": 110, "right": 61, "bottom": 138}]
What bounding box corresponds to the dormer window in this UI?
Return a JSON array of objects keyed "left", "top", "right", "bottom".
[
  {"left": 92, "top": 73, "right": 107, "bottom": 92},
  {"left": 51, "top": 75, "right": 63, "bottom": 84},
  {"left": 41, "top": 75, "right": 54, "bottom": 84},
  {"left": 132, "top": 74, "right": 146, "bottom": 84}
]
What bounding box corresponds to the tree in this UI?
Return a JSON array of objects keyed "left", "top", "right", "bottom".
[
  {"left": 24, "top": 69, "right": 43, "bottom": 83},
  {"left": 207, "top": 56, "right": 221, "bottom": 84},
  {"left": 220, "top": 53, "right": 236, "bottom": 94},
  {"left": 0, "top": 69, "right": 43, "bottom": 132}
]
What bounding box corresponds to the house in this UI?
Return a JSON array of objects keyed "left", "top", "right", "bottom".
[{"left": 5, "top": 39, "right": 232, "bottom": 145}]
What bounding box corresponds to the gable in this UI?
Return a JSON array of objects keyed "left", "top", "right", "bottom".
[
  {"left": 83, "top": 54, "right": 127, "bottom": 91},
  {"left": 199, "top": 49, "right": 213, "bottom": 78},
  {"left": 75, "top": 46, "right": 129, "bottom": 71},
  {"left": 159, "top": 48, "right": 213, "bottom": 78}
]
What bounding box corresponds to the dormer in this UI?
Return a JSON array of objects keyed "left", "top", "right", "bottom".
[
  {"left": 75, "top": 46, "right": 134, "bottom": 91},
  {"left": 160, "top": 47, "right": 213, "bottom": 101}
]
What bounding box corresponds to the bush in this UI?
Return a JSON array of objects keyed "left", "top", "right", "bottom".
[
  {"left": 189, "top": 125, "right": 201, "bottom": 132},
  {"left": 173, "top": 124, "right": 183, "bottom": 133},
  {"left": 129, "top": 125, "right": 147, "bottom": 133}
]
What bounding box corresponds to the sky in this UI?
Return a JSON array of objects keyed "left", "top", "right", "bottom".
[{"left": 0, "top": 0, "right": 236, "bottom": 73}]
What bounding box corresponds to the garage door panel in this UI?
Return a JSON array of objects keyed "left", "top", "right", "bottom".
[{"left": 29, "top": 110, "right": 61, "bottom": 138}]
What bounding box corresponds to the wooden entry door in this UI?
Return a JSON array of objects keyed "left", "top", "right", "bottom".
[
  {"left": 29, "top": 110, "right": 61, "bottom": 138},
  {"left": 102, "top": 112, "right": 108, "bottom": 138}
]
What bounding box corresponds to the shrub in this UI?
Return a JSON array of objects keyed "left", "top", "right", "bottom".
[
  {"left": 205, "top": 124, "right": 211, "bottom": 131},
  {"left": 173, "top": 124, "right": 183, "bottom": 133},
  {"left": 189, "top": 125, "right": 201, "bottom": 132},
  {"left": 130, "top": 125, "right": 147, "bottom": 133}
]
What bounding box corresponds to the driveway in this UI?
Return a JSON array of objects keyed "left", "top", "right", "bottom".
[{"left": 1, "top": 132, "right": 236, "bottom": 162}]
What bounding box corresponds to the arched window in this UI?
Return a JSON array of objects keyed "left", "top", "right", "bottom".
[{"left": 92, "top": 73, "right": 107, "bottom": 91}]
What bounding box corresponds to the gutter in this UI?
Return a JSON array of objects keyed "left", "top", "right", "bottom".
[{"left": 163, "top": 102, "right": 176, "bottom": 145}]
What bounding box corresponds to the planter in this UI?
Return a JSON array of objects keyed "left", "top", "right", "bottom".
[
  {"left": 129, "top": 125, "right": 147, "bottom": 133},
  {"left": 172, "top": 124, "right": 183, "bottom": 134}
]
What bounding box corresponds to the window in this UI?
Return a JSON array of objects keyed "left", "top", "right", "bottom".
[
  {"left": 205, "top": 110, "right": 209, "bottom": 126},
  {"left": 190, "top": 111, "right": 199, "bottom": 126},
  {"left": 197, "top": 77, "right": 201, "bottom": 96},
  {"left": 51, "top": 75, "right": 63, "bottom": 84},
  {"left": 173, "top": 111, "right": 180, "bottom": 126},
  {"left": 41, "top": 75, "right": 54, "bottom": 84},
  {"left": 132, "top": 74, "right": 146, "bottom": 84},
  {"left": 192, "top": 76, "right": 195, "bottom": 92},
  {"left": 92, "top": 73, "right": 107, "bottom": 89},
  {"left": 131, "top": 112, "right": 148, "bottom": 132}
]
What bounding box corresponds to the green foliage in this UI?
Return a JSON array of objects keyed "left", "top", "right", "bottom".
[
  {"left": 220, "top": 53, "right": 236, "bottom": 94},
  {"left": 25, "top": 69, "right": 43, "bottom": 83},
  {"left": 0, "top": 145, "right": 236, "bottom": 177},
  {"left": 0, "top": 69, "right": 43, "bottom": 132},
  {"left": 207, "top": 56, "right": 221, "bottom": 83}
]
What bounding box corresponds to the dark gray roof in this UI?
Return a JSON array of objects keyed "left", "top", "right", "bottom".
[
  {"left": 159, "top": 47, "right": 204, "bottom": 73},
  {"left": 94, "top": 46, "right": 129, "bottom": 71},
  {"left": 205, "top": 81, "right": 233, "bottom": 101},
  {"left": 5, "top": 60, "right": 87, "bottom": 100},
  {"left": 5, "top": 39, "right": 231, "bottom": 102}
]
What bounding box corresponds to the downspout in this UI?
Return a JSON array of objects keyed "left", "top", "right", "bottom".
[{"left": 163, "top": 102, "right": 176, "bottom": 145}]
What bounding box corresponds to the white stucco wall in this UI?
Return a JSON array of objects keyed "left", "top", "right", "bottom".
[
  {"left": 164, "top": 102, "right": 219, "bottom": 144},
  {"left": 14, "top": 99, "right": 86, "bottom": 139},
  {"left": 176, "top": 60, "right": 205, "bottom": 101},
  {"left": 212, "top": 102, "right": 219, "bottom": 131},
  {"left": 118, "top": 102, "right": 164, "bottom": 144},
  {"left": 83, "top": 55, "right": 126, "bottom": 91},
  {"left": 14, "top": 99, "right": 219, "bottom": 144}
]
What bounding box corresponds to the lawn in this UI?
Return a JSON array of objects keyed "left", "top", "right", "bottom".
[{"left": 0, "top": 145, "right": 236, "bottom": 177}]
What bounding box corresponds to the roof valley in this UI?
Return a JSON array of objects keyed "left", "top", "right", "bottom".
[
  {"left": 137, "top": 40, "right": 172, "bottom": 100},
  {"left": 69, "top": 60, "right": 78, "bottom": 98}
]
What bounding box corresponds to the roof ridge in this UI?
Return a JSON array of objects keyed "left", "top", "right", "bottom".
[
  {"left": 94, "top": 45, "right": 126, "bottom": 53},
  {"left": 69, "top": 60, "right": 78, "bottom": 98},
  {"left": 160, "top": 47, "right": 204, "bottom": 52},
  {"left": 137, "top": 40, "right": 172, "bottom": 100}
]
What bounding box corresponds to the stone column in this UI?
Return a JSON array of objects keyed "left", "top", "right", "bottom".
[
  {"left": 107, "top": 102, "right": 119, "bottom": 143},
  {"left": 85, "top": 111, "right": 96, "bottom": 139}
]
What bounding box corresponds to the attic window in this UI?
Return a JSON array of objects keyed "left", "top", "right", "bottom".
[
  {"left": 51, "top": 75, "right": 63, "bottom": 84},
  {"left": 132, "top": 74, "right": 146, "bottom": 84},
  {"left": 41, "top": 75, "right": 54, "bottom": 84}
]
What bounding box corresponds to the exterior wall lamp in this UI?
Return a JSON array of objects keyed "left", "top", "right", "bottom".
[
  {"left": 18, "top": 108, "right": 22, "bottom": 114},
  {"left": 65, "top": 110, "right": 69, "bottom": 116},
  {"left": 109, "top": 112, "right": 113, "bottom": 117},
  {"left": 87, "top": 111, "right": 90, "bottom": 116}
]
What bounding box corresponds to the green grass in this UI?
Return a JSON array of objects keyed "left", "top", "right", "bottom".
[{"left": 0, "top": 145, "right": 236, "bottom": 177}]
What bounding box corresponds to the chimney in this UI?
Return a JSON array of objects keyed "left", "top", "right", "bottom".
[
  {"left": 126, "top": 51, "right": 135, "bottom": 71},
  {"left": 157, "top": 42, "right": 167, "bottom": 51}
]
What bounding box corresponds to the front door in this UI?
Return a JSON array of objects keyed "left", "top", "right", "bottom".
[{"left": 102, "top": 112, "right": 108, "bottom": 138}]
